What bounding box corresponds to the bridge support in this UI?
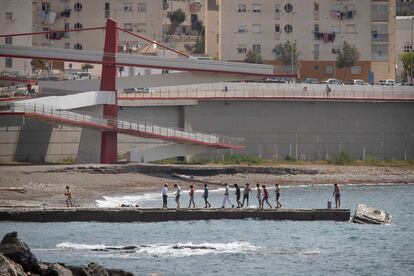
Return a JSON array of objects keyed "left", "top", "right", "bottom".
[{"left": 100, "top": 18, "right": 118, "bottom": 164}]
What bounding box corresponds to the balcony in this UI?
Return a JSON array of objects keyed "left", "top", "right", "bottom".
[
  {"left": 371, "top": 12, "right": 388, "bottom": 21},
  {"left": 371, "top": 33, "right": 389, "bottom": 43}
]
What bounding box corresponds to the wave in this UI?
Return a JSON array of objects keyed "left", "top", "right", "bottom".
[{"left": 55, "top": 241, "right": 259, "bottom": 257}]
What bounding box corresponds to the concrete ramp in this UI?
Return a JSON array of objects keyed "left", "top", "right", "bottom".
[{"left": 127, "top": 143, "right": 213, "bottom": 163}]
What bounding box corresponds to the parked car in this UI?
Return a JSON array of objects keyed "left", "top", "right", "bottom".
[
  {"left": 378, "top": 79, "right": 395, "bottom": 86},
  {"left": 347, "top": 79, "right": 365, "bottom": 85},
  {"left": 67, "top": 72, "right": 80, "bottom": 80},
  {"left": 78, "top": 72, "right": 92, "bottom": 79},
  {"left": 324, "top": 78, "right": 343, "bottom": 85},
  {"left": 265, "top": 77, "right": 289, "bottom": 83},
  {"left": 123, "top": 87, "right": 153, "bottom": 93},
  {"left": 303, "top": 78, "right": 320, "bottom": 84}
]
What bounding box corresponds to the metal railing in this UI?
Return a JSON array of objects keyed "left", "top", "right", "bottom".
[
  {"left": 11, "top": 102, "right": 244, "bottom": 148},
  {"left": 118, "top": 83, "right": 414, "bottom": 101}
]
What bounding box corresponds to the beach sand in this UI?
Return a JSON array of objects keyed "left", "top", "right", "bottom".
[{"left": 0, "top": 164, "right": 413, "bottom": 208}]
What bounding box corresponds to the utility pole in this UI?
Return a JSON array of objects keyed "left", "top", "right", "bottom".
[{"left": 411, "top": 16, "right": 413, "bottom": 85}]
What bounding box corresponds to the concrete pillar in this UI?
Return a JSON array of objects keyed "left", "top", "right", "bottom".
[{"left": 179, "top": 105, "right": 193, "bottom": 162}]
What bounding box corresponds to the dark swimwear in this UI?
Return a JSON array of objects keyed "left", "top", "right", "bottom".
[{"left": 276, "top": 192, "right": 280, "bottom": 200}]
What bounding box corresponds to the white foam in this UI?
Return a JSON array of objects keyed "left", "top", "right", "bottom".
[
  {"left": 55, "top": 241, "right": 259, "bottom": 257},
  {"left": 56, "top": 242, "right": 106, "bottom": 250}
]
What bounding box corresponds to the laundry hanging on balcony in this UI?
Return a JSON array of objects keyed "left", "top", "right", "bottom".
[{"left": 313, "top": 32, "right": 336, "bottom": 43}]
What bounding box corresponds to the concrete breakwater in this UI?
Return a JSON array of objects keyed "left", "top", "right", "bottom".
[{"left": 0, "top": 208, "right": 350, "bottom": 222}]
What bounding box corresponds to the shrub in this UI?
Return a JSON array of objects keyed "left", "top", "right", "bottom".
[{"left": 329, "top": 151, "right": 355, "bottom": 165}]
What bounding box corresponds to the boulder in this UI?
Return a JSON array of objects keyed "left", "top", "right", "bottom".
[
  {"left": 352, "top": 203, "right": 392, "bottom": 224},
  {"left": 0, "top": 253, "right": 26, "bottom": 276},
  {"left": 43, "top": 263, "right": 73, "bottom": 276},
  {"left": 0, "top": 232, "right": 41, "bottom": 274},
  {"left": 80, "top": 263, "right": 109, "bottom": 276}
]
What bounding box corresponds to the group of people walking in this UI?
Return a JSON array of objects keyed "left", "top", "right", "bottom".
[{"left": 161, "top": 182, "right": 286, "bottom": 209}]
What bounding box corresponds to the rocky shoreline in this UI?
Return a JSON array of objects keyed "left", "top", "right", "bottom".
[{"left": 0, "top": 231, "right": 133, "bottom": 276}]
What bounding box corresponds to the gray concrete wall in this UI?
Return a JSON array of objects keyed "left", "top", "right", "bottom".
[{"left": 185, "top": 101, "right": 414, "bottom": 160}]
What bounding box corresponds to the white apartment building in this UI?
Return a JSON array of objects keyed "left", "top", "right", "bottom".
[
  {"left": 205, "top": 0, "right": 396, "bottom": 83},
  {"left": 31, "top": 0, "right": 163, "bottom": 75},
  {"left": 396, "top": 16, "right": 413, "bottom": 82},
  {"left": 0, "top": 0, "right": 32, "bottom": 76}
]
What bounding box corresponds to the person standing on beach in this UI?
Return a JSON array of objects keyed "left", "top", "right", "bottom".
[
  {"left": 241, "top": 183, "right": 251, "bottom": 207},
  {"left": 234, "top": 184, "right": 242, "bottom": 208},
  {"left": 162, "top": 183, "right": 168, "bottom": 208},
  {"left": 261, "top": 185, "right": 272, "bottom": 209},
  {"left": 188, "top": 185, "right": 196, "bottom": 208},
  {"left": 333, "top": 183, "right": 340, "bottom": 208},
  {"left": 221, "top": 183, "right": 235, "bottom": 208},
  {"left": 64, "top": 186, "right": 73, "bottom": 207},
  {"left": 275, "top": 184, "right": 282, "bottom": 208},
  {"left": 256, "top": 184, "right": 262, "bottom": 209},
  {"left": 202, "top": 184, "right": 211, "bottom": 208},
  {"left": 174, "top": 184, "right": 181, "bottom": 208}
]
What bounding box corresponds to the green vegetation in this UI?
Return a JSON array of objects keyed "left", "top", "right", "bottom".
[
  {"left": 277, "top": 41, "right": 300, "bottom": 66},
  {"left": 398, "top": 52, "right": 414, "bottom": 83},
  {"left": 336, "top": 41, "right": 360, "bottom": 80},
  {"left": 165, "top": 9, "right": 186, "bottom": 43},
  {"left": 81, "top": 63, "right": 94, "bottom": 72},
  {"left": 328, "top": 151, "right": 355, "bottom": 165},
  {"left": 244, "top": 49, "right": 263, "bottom": 64},
  {"left": 61, "top": 156, "right": 75, "bottom": 164}
]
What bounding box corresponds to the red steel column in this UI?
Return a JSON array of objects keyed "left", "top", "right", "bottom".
[{"left": 100, "top": 18, "right": 118, "bottom": 164}]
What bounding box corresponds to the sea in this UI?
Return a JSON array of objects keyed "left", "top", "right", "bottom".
[{"left": 1, "top": 184, "right": 413, "bottom": 275}]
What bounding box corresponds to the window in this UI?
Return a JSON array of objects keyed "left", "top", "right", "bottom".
[
  {"left": 372, "top": 44, "right": 388, "bottom": 60},
  {"left": 345, "top": 24, "right": 356, "bottom": 34},
  {"left": 332, "top": 25, "right": 341, "bottom": 34},
  {"left": 314, "top": 2, "right": 319, "bottom": 11},
  {"left": 105, "top": 2, "right": 110, "bottom": 18},
  {"left": 275, "top": 4, "right": 280, "bottom": 13},
  {"left": 314, "top": 64, "right": 319, "bottom": 70},
  {"left": 403, "top": 43, "right": 412, "bottom": 53},
  {"left": 237, "top": 44, "right": 247, "bottom": 54},
  {"left": 252, "top": 44, "right": 261, "bottom": 53},
  {"left": 124, "top": 2, "right": 133, "bottom": 11},
  {"left": 64, "top": 23, "right": 70, "bottom": 38},
  {"left": 252, "top": 24, "right": 261, "bottom": 33},
  {"left": 41, "top": 2, "right": 50, "bottom": 12},
  {"left": 135, "top": 23, "right": 146, "bottom": 33},
  {"left": 284, "top": 3, "right": 293, "bottom": 13},
  {"left": 74, "top": 2, "right": 82, "bottom": 12},
  {"left": 137, "top": 3, "right": 147, "bottom": 12},
  {"left": 284, "top": 24, "right": 292, "bottom": 33},
  {"left": 314, "top": 24, "right": 319, "bottom": 33},
  {"left": 64, "top": 43, "right": 70, "bottom": 49},
  {"left": 238, "top": 4, "right": 246, "bottom": 12},
  {"left": 252, "top": 4, "right": 262, "bottom": 13},
  {"left": 74, "top": 23, "right": 83, "bottom": 29},
  {"left": 5, "top": 57, "right": 12, "bottom": 68},
  {"left": 124, "top": 23, "right": 133, "bottom": 31},
  {"left": 326, "top": 65, "right": 334, "bottom": 74},
  {"left": 5, "top": 36, "right": 12, "bottom": 45},
  {"left": 351, "top": 66, "right": 361, "bottom": 74},
  {"left": 332, "top": 46, "right": 341, "bottom": 54},
  {"left": 74, "top": 43, "right": 83, "bottom": 50},
  {"left": 238, "top": 25, "right": 247, "bottom": 33},
  {"left": 275, "top": 24, "right": 280, "bottom": 33},
  {"left": 5, "top": 12, "right": 12, "bottom": 23},
  {"left": 314, "top": 44, "right": 319, "bottom": 60}
]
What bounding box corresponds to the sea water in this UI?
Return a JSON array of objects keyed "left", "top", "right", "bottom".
[{"left": 1, "top": 184, "right": 413, "bottom": 275}]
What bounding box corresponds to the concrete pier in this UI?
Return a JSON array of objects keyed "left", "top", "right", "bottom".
[{"left": 0, "top": 208, "right": 350, "bottom": 222}]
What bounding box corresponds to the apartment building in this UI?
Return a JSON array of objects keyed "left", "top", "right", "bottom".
[
  {"left": 31, "top": 0, "right": 163, "bottom": 73},
  {"left": 205, "top": 0, "right": 396, "bottom": 83},
  {"left": 0, "top": 0, "right": 32, "bottom": 76},
  {"left": 396, "top": 16, "right": 414, "bottom": 82}
]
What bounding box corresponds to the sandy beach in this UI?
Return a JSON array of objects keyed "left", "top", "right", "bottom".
[{"left": 0, "top": 164, "right": 413, "bottom": 208}]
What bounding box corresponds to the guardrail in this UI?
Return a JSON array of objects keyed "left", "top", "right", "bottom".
[
  {"left": 10, "top": 102, "right": 243, "bottom": 148},
  {"left": 118, "top": 83, "right": 414, "bottom": 101}
]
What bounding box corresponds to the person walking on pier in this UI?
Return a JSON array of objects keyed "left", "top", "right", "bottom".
[
  {"left": 275, "top": 184, "right": 282, "bottom": 209},
  {"left": 333, "top": 183, "right": 340, "bottom": 208},
  {"left": 261, "top": 185, "right": 272, "bottom": 209},
  {"left": 256, "top": 184, "right": 262, "bottom": 209},
  {"left": 188, "top": 185, "right": 196, "bottom": 208},
  {"left": 174, "top": 184, "right": 181, "bottom": 208},
  {"left": 202, "top": 184, "right": 211, "bottom": 208},
  {"left": 162, "top": 183, "right": 169, "bottom": 208},
  {"left": 221, "top": 183, "right": 235, "bottom": 208},
  {"left": 241, "top": 183, "right": 251, "bottom": 207},
  {"left": 234, "top": 184, "right": 242, "bottom": 208},
  {"left": 64, "top": 186, "right": 73, "bottom": 207}
]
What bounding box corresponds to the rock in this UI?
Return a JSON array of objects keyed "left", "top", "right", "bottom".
[
  {"left": 0, "top": 254, "right": 26, "bottom": 276},
  {"left": 43, "top": 263, "right": 73, "bottom": 276},
  {"left": 352, "top": 203, "right": 392, "bottom": 224},
  {"left": 0, "top": 232, "right": 41, "bottom": 274},
  {"left": 80, "top": 263, "right": 109, "bottom": 276}
]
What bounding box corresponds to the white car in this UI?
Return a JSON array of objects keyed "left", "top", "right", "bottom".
[
  {"left": 324, "top": 78, "right": 343, "bottom": 85},
  {"left": 378, "top": 79, "right": 395, "bottom": 86}
]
